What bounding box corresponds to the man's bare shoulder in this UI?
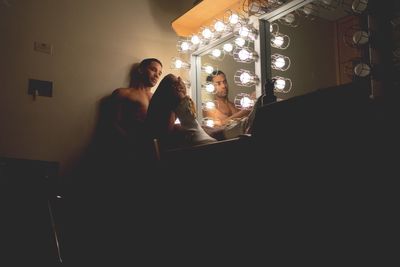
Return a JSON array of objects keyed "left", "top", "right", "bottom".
[{"left": 112, "top": 87, "right": 132, "bottom": 98}]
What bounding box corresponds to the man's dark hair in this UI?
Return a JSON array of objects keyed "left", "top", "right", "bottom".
[
  {"left": 206, "top": 70, "right": 225, "bottom": 82},
  {"left": 139, "top": 58, "right": 163, "bottom": 70}
]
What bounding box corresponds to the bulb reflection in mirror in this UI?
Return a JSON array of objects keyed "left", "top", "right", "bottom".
[
  {"left": 273, "top": 76, "right": 292, "bottom": 93},
  {"left": 234, "top": 69, "right": 259, "bottom": 87},
  {"left": 202, "top": 101, "right": 216, "bottom": 112},
  {"left": 171, "top": 57, "right": 190, "bottom": 70},
  {"left": 201, "top": 64, "right": 216, "bottom": 74},
  {"left": 234, "top": 93, "right": 254, "bottom": 110},
  {"left": 202, "top": 82, "right": 216, "bottom": 94},
  {"left": 271, "top": 54, "right": 291, "bottom": 71},
  {"left": 202, "top": 117, "right": 215, "bottom": 128},
  {"left": 270, "top": 33, "right": 290, "bottom": 49}
]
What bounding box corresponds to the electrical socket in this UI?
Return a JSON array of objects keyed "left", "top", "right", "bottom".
[{"left": 34, "top": 41, "right": 53, "bottom": 55}]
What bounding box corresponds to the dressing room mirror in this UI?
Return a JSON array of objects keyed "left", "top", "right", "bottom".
[{"left": 260, "top": 0, "right": 366, "bottom": 101}]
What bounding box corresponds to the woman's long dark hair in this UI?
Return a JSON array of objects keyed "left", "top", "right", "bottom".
[{"left": 146, "top": 74, "right": 181, "bottom": 142}]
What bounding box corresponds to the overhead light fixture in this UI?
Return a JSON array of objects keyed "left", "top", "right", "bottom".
[
  {"left": 271, "top": 53, "right": 291, "bottom": 71},
  {"left": 234, "top": 69, "right": 259, "bottom": 87}
]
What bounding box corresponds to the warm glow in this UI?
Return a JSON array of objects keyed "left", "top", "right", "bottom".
[
  {"left": 274, "top": 57, "right": 286, "bottom": 68},
  {"left": 211, "top": 49, "right": 222, "bottom": 58},
  {"left": 240, "top": 96, "right": 253, "bottom": 108},
  {"left": 202, "top": 28, "right": 213, "bottom": 39},
  {"left": 203, "top": 65, "right": 214, "bottom": 74},
  {"left": 204, "top": 118, "right": 215, "bottom": 127},
  {"left": 191, "top": 35, "right": 200, "bottom": 45},
  {"left": 205, "top": 83, "right": 215, "bottom": 93},
  {"left": 240, "top": 72, "right": 251, "bottom": 84},
  {"left": 214, "top": 21, "right": 225, "bottom": 32},
  {"left": 235, "top": 37, "right": 246, "bottom": 47},
  {"left": 239, "top": 26, "right": 250, "bottom": 37},
  {"left": 180, "top": 41, "right": 190, "bottom": 51},
  {"left": 229, "top": 13, "right": 239, "bottom": 24},
  {"left": 275, "top": 79, "right": 286, "bottom": 90},
  {"left": 174, "top": 59, "right": 183, "bottom": 69},
  {"left": 205, "top": 101, "right": 216, "bottom": 109},
  {"left": 238, "top": 49, "right": 251, "bottom": 61},
  {"left": 272, "top": 36, "right": 284, "bottom": 47},
  {"left": 223, "top": 43, "right": 233, "bottom": 52}
]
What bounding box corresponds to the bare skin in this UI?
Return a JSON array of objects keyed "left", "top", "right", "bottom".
[
  {"left": 203, "top": 73, "right": 250, "bottom": 126},
  {"left": 112, "top": 61, "right": 162, "bottom": 137}
]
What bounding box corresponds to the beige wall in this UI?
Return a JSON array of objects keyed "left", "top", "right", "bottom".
[{"left": 0, "top": 0, "right": 193, "bottom": 177}]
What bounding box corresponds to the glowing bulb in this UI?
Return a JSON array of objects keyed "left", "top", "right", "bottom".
[
  {"left": 274, "top": 57, "right": 285, "bottom": 68},
  {"left": 270, "top": 25, "right": 273, "bottom": 32},
  {"left": 223, "top": 43, "right": 233, "bottom": 53},
  {"left": 174, "top": 59, "right": 183, "bottom": 69},
  {"left": 238, "top": 49, "right": 251, "bottom": 61},
  {"left": 240, "top": 72, "right": 251, "bottom": 84},
  {"left": 229, "top": 13, "right": 239, "bottom": 24},
  {"left": 240, "top": 96, "right": 253, "bottom": 108},
  {"left": 211, "top": 49, "right": 222, "bottom": 58},
  {"left": 204, "top": 119, "right": 215, "bottom": 127},
  {"left": 180, "top": 41, "right": 190, "bottom": 51},
  {"left": 205, "top": 84, "right": 215, "bottom": 93},
  {"left": 272, "top": 36, "right": 284, "bottom": 47},
  {"left": 191, "top": 35, "right": 200, "bottom": 45},
  {"left": 214, "top": 21, "right": 225, "bottom": 32},
  {"left": 202, "top": 28, "right": 213, "bottom": 39},
  {"left": 275, "top": 79, "right": 286, "bottom": 90},
  {"left": 205, "top": 101, "right": 216, "bottom": 109},
  {"left": 204, "top": 65, "right": 214, "bottom": 74},
  {"left": 239, "top": 26, "right": 250, "bottom": 37},
  {"left": 235, "top": 37, "right": 246, "bottom": 47}
]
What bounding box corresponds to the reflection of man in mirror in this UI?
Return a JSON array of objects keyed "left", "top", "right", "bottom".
[{"left": 204, "top": 70, "right": 251, "bottom": 126}]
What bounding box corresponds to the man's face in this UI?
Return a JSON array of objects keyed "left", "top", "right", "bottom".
[
  {"left": 143, "top": 61, "right": 163, "bottom": 87},
  {"left": 212, "top": 74, "right": 228, "bottom": 99}
]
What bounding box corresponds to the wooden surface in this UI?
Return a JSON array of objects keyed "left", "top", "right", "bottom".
[{"left": 171, "top": 0, "right": 246, "bottom": 37}]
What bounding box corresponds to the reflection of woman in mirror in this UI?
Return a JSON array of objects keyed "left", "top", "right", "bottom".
[{"left": 204, "top": 70, "right": 253, "bottom": 126}]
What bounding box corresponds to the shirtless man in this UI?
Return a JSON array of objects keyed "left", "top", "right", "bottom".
[
  {"left": 203, "top": 70, "right": 250, "bottom": 126},
  {"left": 112, "top": 58, "right": 163, "bottom": 141}
]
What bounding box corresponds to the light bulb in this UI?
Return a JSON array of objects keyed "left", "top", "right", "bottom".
[
  {"left": 211, "top": 49, "right": 222, "bottom": 58},
  {"left": 223, "top": 43, "right": 233, "bottom": 53},
  {"left": 303, "top": 4, "right": 314, "bottom": 15},
  {"left": 229, "top": 13, "right": 239, "bottom": 24},
  {"left": 240, "top": 96, "right": 253, "bottom": 108},
  {"left": 238, "top": 49, "right": 251, "bottom": 61},
  {"left": 205, "top": 84, "right": 215, "bottom": 93},
  {"left": 191, "top": 35, "right": 200, "bottom": 45},
  {"left": 214, "top": 21, "right": 225, "bottom": 32},
  {"left": 202, "top": 28, "right": 213, "bottom": 39},
  {"left": 352, "top": 30, "right": 369, "bottom": 45},
  {"left": 275, "top": 79, "right": 286, "bottom": 90},
  {"left": 272, "top": 36, "right": 284, "bottom": 47},
  {"left": 205, "top": 101, "right": 216, "bottom": 109},
  {"left": 174, "top": 59, "right": 183, "bottom": 69},
  {"left": 180, "top": 41, "right": 190, "bottom": 51},
  {"left": 204, "top": 118, "right": 215, "bottom": 127},
  {"left": 235, "top": 37, "right": 246, "bottom": 47},
  {"left": 354, "top": 63, "right": 370, "bottom": 77},
  {"left": 274, "top": 57, "right": 286, "bottom": 68},
  {"left": 240, "top": 72, "right": 251, "bottom": 84},
  {"left": 204, "top": 65, "right": 214, "bottom": 74},
  {"left": 239, "top": 26, "right": 250, "bottom": 37}
]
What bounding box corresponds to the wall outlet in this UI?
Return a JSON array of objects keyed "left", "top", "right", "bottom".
[{"left": 34, "top": 41, "right": 53, "bottom": 55}]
